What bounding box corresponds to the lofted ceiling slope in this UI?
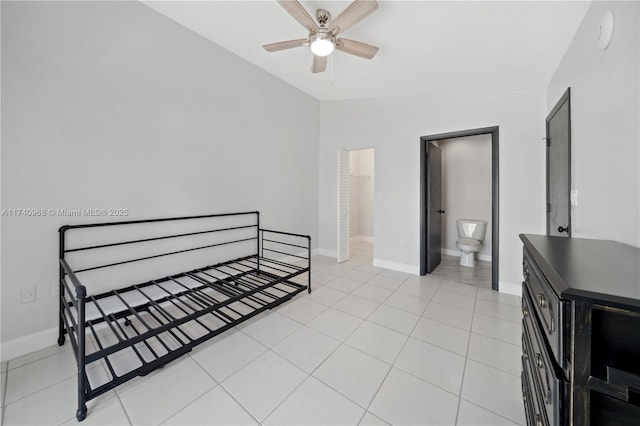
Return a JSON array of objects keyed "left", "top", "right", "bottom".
[{"left": 143, "top": 1, "right": 591, "bottom": 101}]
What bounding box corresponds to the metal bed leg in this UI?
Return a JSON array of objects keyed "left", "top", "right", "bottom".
[
  {"left": 58, "top": 226, "right": 67, "bottom": 346},
  {"left": 58, "top": 313, "right": 66, "bottom": 346},
  {"left": 307, "top": 236, "right": 312, "bottom": 294},
  {"left": 76, "top": 285, "right": 87, "bottom": 422}
]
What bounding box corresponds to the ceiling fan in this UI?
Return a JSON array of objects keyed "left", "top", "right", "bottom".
[{"left": 263, "top": 0, "right": 379, "bottom": 73}]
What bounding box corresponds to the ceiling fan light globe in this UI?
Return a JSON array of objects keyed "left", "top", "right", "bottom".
[{"left": 310, "top": 38, "right": 334, "bottom": 56}]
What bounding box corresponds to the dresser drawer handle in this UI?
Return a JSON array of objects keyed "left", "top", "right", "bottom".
[
  {"left": 536, "top": 353, "right": 543, "bottom": 368},
  {"left": 522, "top": 305, "right": 529, "bottom": 317},
  {"left": 524, "top": 265, "right": 530, "bottom": 281},
  {"left": 537, "top": 294, "right": 547, "bottom": 308}
]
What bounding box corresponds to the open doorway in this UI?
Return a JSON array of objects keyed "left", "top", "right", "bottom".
[
  {"left": 420, "top": 127, "right": 499, "bottom": 290},
  {"left": 349, "top": 149, "right": 374, "bottom": 261},
  {"left": 337, "top": 148, "right": 374, "bottom": 264}
]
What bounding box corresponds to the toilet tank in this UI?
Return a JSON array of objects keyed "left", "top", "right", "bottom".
[{"left": 457, "top": 220, "right": 487, "bottom": 241}]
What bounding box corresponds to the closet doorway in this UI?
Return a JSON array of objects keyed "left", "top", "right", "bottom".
[{"left": 337, "top": 148, "right": 375, "bottom": 263}]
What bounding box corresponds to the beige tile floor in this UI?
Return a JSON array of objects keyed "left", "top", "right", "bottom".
[{"left": 0, "top": 242, "right": 524, "bottom": 425}]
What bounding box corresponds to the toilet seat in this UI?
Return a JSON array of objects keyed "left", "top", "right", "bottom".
[{"left": 456, "top": 238, "right": 481, "bottom": 252}]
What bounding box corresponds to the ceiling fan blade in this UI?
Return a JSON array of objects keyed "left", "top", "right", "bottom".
[
  {"left": 336, "top": 38, "right": 379, "bottom": 59},
  {"left": 263, "top": 38, "right": 307, "bottom": 52},
  {"left": 328, "top": 0, "right": 378, "bottom": 36},
  {"left": 311, "top": 55, "right": 327, "bottom": 73},
  {"left": 277, "top": 0, "right": 319, "bottom": 33}
]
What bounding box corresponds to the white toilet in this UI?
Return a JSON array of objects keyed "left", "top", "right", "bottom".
[{"left": 456, "top": 219, "right": 487, "bottom": 267}]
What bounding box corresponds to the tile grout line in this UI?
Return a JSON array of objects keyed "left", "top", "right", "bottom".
[
  {"left": 312, "top": 250, "right": 510, "bottom": 423},
  {"left": 307, "top": 278, "right": 418, "bottom": 425},
  {"left": 253, "top": 305, "right": 377, "bottom": 426},
  {"left": 113, "top": 390, "right": 134, "bottom": 426},
  {"left": 252, "top": 350, "right": 313, "bottom": 424},
  {"left": 187, "top": 352, "right": 262, "bottom": 426},
  {"left": 4, "top": 346, "right": 73, "bottom": 373},
  {"left": 1, "top": 362, "right": 104, "bottom": 411},
  {"left": 458, "top": 396, "right": 525, "bottom": 426},
  {"left": 356, "top": 286, "right": 437, "bottom": 425},
  {"left": 454, "top": 288, "right": 478, "bottom": 425},
  {"left": 1, "top": 368, "right": 7, "bottom": 426}
]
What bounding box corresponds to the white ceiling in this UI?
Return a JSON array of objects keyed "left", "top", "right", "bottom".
[{"left": 143, "top": 1, "right": 591, "bottom": 101}]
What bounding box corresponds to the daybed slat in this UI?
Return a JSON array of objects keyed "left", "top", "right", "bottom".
[
  {"left": 89, "top": 296, "right": 124, "bottom": 343},
  {"left": 66, "top": 224, "right": 258, "bottom": 253},
  {"left": 74, "top": 236, "right": 257, "bottom": 273}
]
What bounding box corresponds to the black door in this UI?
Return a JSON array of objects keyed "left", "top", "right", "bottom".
[
  {"left": 547, "top": 88, "right": 571, "bottom": 237},
  {"left": 427, "top": 142, "right": 443, "bottom": 273}
]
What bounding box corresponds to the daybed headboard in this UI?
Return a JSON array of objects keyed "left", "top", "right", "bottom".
[{"left": 60, "top": 212, "right": 260, "bottom": 296}]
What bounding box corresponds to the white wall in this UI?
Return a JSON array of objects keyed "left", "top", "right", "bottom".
[
  {"left": 349, "top": 149, "right": 374, "bottom": 240},
  {"left": 319, "top": 90, "right": 547, "bottom": 286},
  {"left": 440, "top": 135, "right": 492, "bottom": 259},
  {"left": 1, "top": 1, "right": 319, "bottom": 359},
  {"left": 547, "top": 1, "right": 640, "bottom": 247}
]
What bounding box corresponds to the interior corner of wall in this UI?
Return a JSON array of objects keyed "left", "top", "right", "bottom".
[
  {"left": 498, "top": 281, "right": 522, "bottom": 297},
  {"left": 315, "top": 248, "right": 337, "bottom": 259}
]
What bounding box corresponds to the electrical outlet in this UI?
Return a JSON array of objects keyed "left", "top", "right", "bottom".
[
  {"left": 399, "top": 239, "right": 406, "bottom": 248},
  {"left": 52, "top": 281, "right": 59, "bottom": 298},
  {"left": 21, "top": 287, "right": 36, "bottom": 304},
  {"left": 376, "top": 192, "right": 383, "bottom": 200}
]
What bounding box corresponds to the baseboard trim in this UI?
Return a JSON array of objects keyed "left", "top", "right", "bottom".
[
  {"left": 315, "top": 248, "right": 337, "bottom": 259},
  {"left": 441, "top": 248, "right": 492, "bottom": 262},
  {"left": 1, "top": 326, "right": 58, "bottom": 362},
  {"left": 276, "top": 248, "right": 320, "bottom": 265},
  {"left": 373, "top": 258, "right": 419, "bottom": 275},
  {"left": 498, "top": 281, "right": 522, "bottom": 296},
  {"left": 350, "top": 236, "right": 374, "bottom": 243}
]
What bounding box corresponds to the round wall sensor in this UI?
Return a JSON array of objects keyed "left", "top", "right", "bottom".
[{"left": 596, "top": 10, "right": 615, "bottom": 50}]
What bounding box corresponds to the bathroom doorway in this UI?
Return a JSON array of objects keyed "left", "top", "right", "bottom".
[{"left": 420, "top": 127, "right": 499, "bottom": 290}]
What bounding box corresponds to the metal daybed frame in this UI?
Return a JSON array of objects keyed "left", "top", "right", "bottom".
[{"left": 57, "top": 211, "right": 310, "bottom": 421}]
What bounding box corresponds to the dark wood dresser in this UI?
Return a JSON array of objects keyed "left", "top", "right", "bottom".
[{"left": 520, "top": 234, "right": 640, "bottom": 426}]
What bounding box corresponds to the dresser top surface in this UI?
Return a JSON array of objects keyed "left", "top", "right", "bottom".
[{"left": 520, "top": 234, "right": 640, "bottom": 310}]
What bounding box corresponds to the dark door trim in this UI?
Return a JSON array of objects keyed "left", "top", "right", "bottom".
[
  {"left": 420, "top": 126, "right": 499, "bottom": 291},
  {"left": 546, "top": 87, "right": 571, "bottom": 236},
  {"left": 425, "top": 141, "right": 442, "bottom": 273}
]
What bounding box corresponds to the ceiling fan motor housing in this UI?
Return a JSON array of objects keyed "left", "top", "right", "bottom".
[
  {"left": 309, "top": 29, "right": 335, "bottom": 56},
  {"left": 310, "top": 28, "right": 334, "bottom": 44},
  {"left": 315, "top": 9, "right": 331, "bottom": 26}
]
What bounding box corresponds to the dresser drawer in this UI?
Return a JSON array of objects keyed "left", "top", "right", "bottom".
[
  {"left": 523, "top": 288, "right": 566, "bottom": 425},
  {"left": 522, "top": 351, "right": 548, "bottom": 426},
  {"left": 522, "top": 371, "right": 535, "bottom": 426},
  {"left": 523, "top": 251, "right": 568, "bottom": 366}
]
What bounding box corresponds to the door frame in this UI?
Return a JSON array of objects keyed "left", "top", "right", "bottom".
[
  {"left": 337, "top": 148, "right": 376, "bottom": 263},
  {"left": 420, "top": 126, "right": 500, "bottom": 291},
  {"left": 546, "top": 87, "right": 571, "bottom": 237},
  {"left": 425, "top": 141, "right": 443, "bottom": 274},
  {"left": 337, "top": 149, "right": 351, "bottom": 263}
]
